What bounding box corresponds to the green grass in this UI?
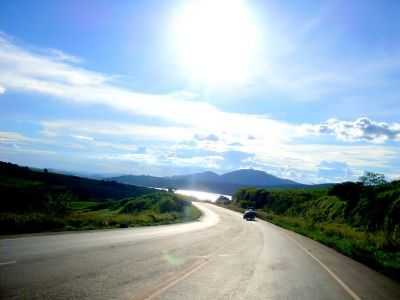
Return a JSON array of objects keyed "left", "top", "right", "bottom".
[
  {"left": 65, "top": 194, "right": 202, "bottom": 229},
  {"left": 226, "top": 183, "right": 400, "bottom": 281},
  {"left": 251, "top": 210, "right": 400, "bottom": 281},
  {"left": 0, "top": 162, "right": 202, "bottom": 234},
  {"left": 0, "top": 193, "right": 202, "bottom": 234},
  {"left": 217, "top": 201, "right": 400, "bottom": 280},
  {"left": 69, "top": 201, "right": 98, "bottom": 210}
]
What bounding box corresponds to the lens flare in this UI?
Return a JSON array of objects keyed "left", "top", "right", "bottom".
[{"left": 171, "top": 0, "right": 261, "bottom": 87}]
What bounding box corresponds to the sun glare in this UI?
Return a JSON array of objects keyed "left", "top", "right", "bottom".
[{"left": 171, "top": 0, "right": 261, "bottom": 87}]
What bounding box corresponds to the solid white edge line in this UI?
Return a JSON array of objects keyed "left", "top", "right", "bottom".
[{"left": 285, "top": 234, "right": 361, "bottom": 300}]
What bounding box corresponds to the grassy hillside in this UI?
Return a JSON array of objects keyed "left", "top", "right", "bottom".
[
  {"left": 66, "top": 192, "right": 201, "bottom": 230},
  {"left": 0, "top": 162, "right": 201, "bottom": 234},
  {"left": 0, "top": 161, "right": 154, "bottom": 205},
  {"left": 226, "top": 179, "right": 400, "bottom": 280}
]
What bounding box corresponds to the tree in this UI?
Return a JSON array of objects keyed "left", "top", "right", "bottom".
[
  {"left": 359, "top": 171, "right": 387, "bottom": 186},
  {"left": 329, "top": 182, "right": 363, "bottom": 216},
  {"left": 46, "top": 191, "right": 71, "bottom": 215},
  {"left": 216, "top": 195, "right": 230, "bottom": 205}
]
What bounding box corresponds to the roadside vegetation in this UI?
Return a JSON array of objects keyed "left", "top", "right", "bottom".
[
  {"left": 218, "top": 172, "right": 400, "bottom": 281},
  {"left": 0, "top": 161, "right": 201, "bottom": 234}
]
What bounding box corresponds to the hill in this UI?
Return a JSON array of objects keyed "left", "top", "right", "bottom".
[
  {"left": 220, "top": 169, "right": 298, "bottom": 186},
  {"left": 0, "top": 161, "right": 154, "bottom": 204},
  {"left": 0, "top": 161, "right": 201, "bottom": 234},
  {"left": 109, "top": 169, "right": 306, "bottom": 194}
]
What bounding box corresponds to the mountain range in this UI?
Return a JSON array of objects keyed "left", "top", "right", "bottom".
[{"left": 108, "top": 169, "right": 310, "bottom": 195}]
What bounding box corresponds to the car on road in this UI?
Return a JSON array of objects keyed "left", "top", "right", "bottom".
[{"left": 243, "top": 209, "right": 256, "bottom": 221}]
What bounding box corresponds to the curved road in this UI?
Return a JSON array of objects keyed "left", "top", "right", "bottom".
[{"left": 1, "top": 202, "right": 399, "bottom": 299}]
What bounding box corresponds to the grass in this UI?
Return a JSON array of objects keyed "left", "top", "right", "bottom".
[
  {"left": 0, "top": 162, "right": 202, "bottom": 234},
  {"left": 69, "top": 201, "right": 98, "bottom": 211},
  {"left": 226, "top": 183, "right": 400, "bottom": 281},
  {"left": 65, "top": 198, "right": 202, "bottom": 229},
  {"left": 0, "top": 193, "right": 202, "bottom": 234},
  {"left": 253, "top": 210, "right": 400, "bottom": 281}
]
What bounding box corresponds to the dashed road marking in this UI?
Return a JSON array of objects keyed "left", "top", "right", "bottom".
[
  {"left": 138, "top": 258, "right": 209, "bottom": 300},
  {"left": 0, "top": 260, "right": 16, "bottom": 266}
]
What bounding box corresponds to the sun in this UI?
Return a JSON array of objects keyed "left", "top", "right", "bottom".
[{"left": 170, "top": 0, "right": 261, "bottom": 87}]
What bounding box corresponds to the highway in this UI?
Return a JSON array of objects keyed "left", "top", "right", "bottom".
[{"left": 1, "top": 202, "right": 400, "bottom": 300}]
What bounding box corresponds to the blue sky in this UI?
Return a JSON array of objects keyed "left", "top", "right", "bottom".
[{"left": 0, "top": 0, "right": 399, "bottom": 183}]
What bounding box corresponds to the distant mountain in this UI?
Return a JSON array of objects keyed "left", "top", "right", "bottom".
[
  {"left": 46, "top": 169, "right": 122, "bottom": 180},
  {"left": 109, "top": 169, "right": 307, "bottom": 195},
  {"left": 220, "top": 169, "right": 298, "bottom": 186},
  {"left": 112, "top": 175, "right": 167, "bottom": 188}
]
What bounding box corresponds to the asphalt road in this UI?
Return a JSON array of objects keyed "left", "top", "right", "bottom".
[{"left": 1, "top": 202, "right": 400, "bottom": 300}]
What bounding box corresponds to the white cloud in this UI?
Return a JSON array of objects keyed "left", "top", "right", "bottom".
[
  {"left": 305, "top": 117, "right": 400, "bottom": 143},
  {"left": 71, "top": 134, "right": 94, "bottom": 141},
  {"left": 32, "top": 119, "right": 399, "bottom": 182},
  {"left": 0, "top": 38, "right": 108, "bottom": 90},
  {"left": 0, "top": 131, "right": 28, "bottom": 143},
  {"left": 41, "top": 120, "right": 195, "bottom": 142},
  {"left": 0, "top": 34, "right": 299, "bottom": 147},
  {"left": 93, "top": 151, "right": 223, "bottom": 170},
  {"left": 0, "top": 85, "right": 5, "bottom": 94},
  {"left": 241, "top": 142, "right": 398, "bottom": 183},
  {"left": 45, "top": 48, "right": 82, "bottom": 64},
  {"left": 3, "top": 119, "right": 398, "bottom": 182},
  {"left": 1, "top": 34, "right": 399, "bottom": 182},
  {"left": 193, "top": 133, "right": 219, "bottom": 142},
  {"left": 7, "top": 34, "right": 387, "bottom": 150},
  {"left": 317, "top": 161, "right": 353, "bottom": 182}
]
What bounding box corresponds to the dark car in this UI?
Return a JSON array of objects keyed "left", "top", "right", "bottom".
[{"left": 243, "top": 209, "right": 256, "bottom": 221}]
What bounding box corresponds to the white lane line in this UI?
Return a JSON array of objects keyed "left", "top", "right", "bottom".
[
  {"left": 285, "top": 234, "right": 361, "bottom": 300},
  {"left": 0, "top": 260, "right": 16, "bottom": 266}
]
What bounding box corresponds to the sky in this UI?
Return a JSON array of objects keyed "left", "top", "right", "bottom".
[{"left": 0, "top": 0, "right": 399, "bottom": 183}]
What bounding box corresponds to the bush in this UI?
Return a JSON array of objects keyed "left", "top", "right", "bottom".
[{"left": 0, "top": 213, "right": 65, "bottom": 234}]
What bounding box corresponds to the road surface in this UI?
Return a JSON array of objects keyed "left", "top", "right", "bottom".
[{"left": 1, "top": 202, "right": 400, "bottom": 299}]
